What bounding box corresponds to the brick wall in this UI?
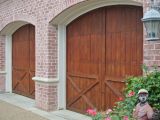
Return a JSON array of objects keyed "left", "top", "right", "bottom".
[
  {"left": 0, "top": 35, "right": 5, "bottom": 92},
  {"left": 0, "top": 0, "right": 159, "bottom": 111},
  {"left": 0, "top": 0, "right": 83, "bottom": 79},
  {"left": 35, "top": 82, "right": 57, "bottom": 111},
  {"left": 0, "top": 0, "right": 86, "bottom": 111},
  {"left": 0, "top": 36, "right": 5, "bottom": 71},
  {"left": 143, "top": 0, "right": 160, "bottom": 68}
]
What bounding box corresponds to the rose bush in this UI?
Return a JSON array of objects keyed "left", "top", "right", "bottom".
[
  {"left": 86, "top": 108, "right": 103, "bottom": 120},
  {"left": 87, "top": 65, "right": 160, "bottom": 120},
  {"left": 112, "top": 65, "right": 160, "bottom": 119}
]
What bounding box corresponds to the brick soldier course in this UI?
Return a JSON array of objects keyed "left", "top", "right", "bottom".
[{"left": 0, "top": 0, "right": 160, "bottom": 112}]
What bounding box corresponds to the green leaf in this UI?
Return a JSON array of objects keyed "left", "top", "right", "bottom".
[{"left": 111, "top": 115, "right": 121, "bottom": 120}]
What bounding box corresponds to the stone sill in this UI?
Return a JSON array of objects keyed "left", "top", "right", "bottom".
[
  {"left": 32, "top": 77, "right": 59, "bottom": 83},
  {"left": 0, "top": 71, "right": 6, "bottom": 74}
]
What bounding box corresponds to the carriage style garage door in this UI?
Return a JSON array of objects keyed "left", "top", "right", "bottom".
[
  {"left": 67, "top": 5, "right": 143, "bottom": 113},
  {"left": 12, "top": 24, "right": 35, "bottom": 99}
]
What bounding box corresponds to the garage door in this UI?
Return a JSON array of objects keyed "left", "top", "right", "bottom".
[
  {"left": 66, "top": 5, "right": 143, "bottom": 113},
  {"left": 12, "top": 24, "right": 35, "bottom": 99}
]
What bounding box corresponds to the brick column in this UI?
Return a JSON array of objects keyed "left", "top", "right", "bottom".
[
  {"left": 0, "top": 35, "right": 6, "bottom": 92},
  {"left": 35, "top": 81, "right": 58, "bottom": 111},
  {"left": 143, "top": 1, "right": 160, "bottom": 68},
  {"left": 33, "top": 23, "right": 58, "bottom": 111}
]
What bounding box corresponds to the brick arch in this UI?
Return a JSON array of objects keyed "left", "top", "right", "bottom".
[
  {"left": 2, "top": 21, "right": 36, "bottom": 95},
  {"left": 50, "top": 0, "right": 143, "bottom": 25},
  {"left": 0, "top": 17, "right": 36, "bottom": 35}
]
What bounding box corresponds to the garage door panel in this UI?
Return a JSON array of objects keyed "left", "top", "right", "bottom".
[
  {"left": 29, "top": 70, "right": 35, "bottom": 98},
  {"left": 104, "top": 80, "right": 125, "bottom": 109},
  {"left": 13, "top": 72, "right": 29, "bottom": 94},
  {"left": 12, "top": 69, "right": 28, "bottom": 86},
  {"left": 67, "top": 5, "right": 143, "bottom": 113},
  {"left": 29, "top": 25, "right": 35, "bottom": 71},
  {"left": 69, "top": 82, "right": 101, "bottom": 112},
  {"left": 67, "top": 7, "right": 105, "bottom": 113},
  {"left": 12, "top": 24, "right": 35, "bottom": 98},
  {"left": 85, "top": 82, "right": 101, "bottom": 109},
  {"left": 104, "top": 6, "right": 143, "bottom": 107},
  {"left": 68, "top": 97, "right": 87, "bottom": 113},
  {"left": 17, "top": 75, "right": 29, "bottom": 93},
  {"left": 67, "top": 75, "right": 101, "bottom": 112},
  {"left": 12, "top": 26, "right": 30, "bottom": 69},
  {"left": 67, "top": 75, "right": 82, "bottom": 101}
]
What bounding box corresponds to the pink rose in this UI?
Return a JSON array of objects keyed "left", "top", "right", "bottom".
[
  {"left": 128, "top": 91, "right": 135, "bottom": 97},
  {"left": 118, "top": 97, "right": 123, "bottom": 101},
  {"left": 91, "top": 110, "right": 97, "bottom": 116},
  {"left": 123, "top": 116, "right": 129, "bottom": 120},
  {"left": 86, "top": 108, "right": 97, "bottom": 116},
  {"left": 106, "top": 109, "right": 112, "bottom": 114},
  {"left": 105, "top": 117, "right": 111, "bottom": 120}
]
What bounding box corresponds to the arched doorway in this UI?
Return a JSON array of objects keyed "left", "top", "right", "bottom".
[
  {"left": 12, "top": 24, "right": 35, "bottom": 99},
  {"left": 66, "top": 5, "right": 143, "bottom": 113}
]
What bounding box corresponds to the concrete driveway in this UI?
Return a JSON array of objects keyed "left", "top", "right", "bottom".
[
  {"left": 0, "top": 100, "right": 48, "bottom": 120},
  {"left": 0, "top": 93, "right": 91, "bottom": 120}
]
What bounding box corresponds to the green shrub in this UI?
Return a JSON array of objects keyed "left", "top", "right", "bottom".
[
  {"left": 112, "top": 65, "right": 160, "bottom": 119},
  {"left": 87, "top": 65, "right": 160, "bottom": 120}
]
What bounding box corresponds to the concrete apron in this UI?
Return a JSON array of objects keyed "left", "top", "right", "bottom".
[{"left": 0, "top": 93, "right": 91, "bottom": 120}]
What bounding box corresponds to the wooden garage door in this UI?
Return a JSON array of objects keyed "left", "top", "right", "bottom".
[
  {"left": 12, "top": 24, "right": 35, "bottom": 99},
  {"left": 67, "top": 5, "right": 143, "bottom": 113}
]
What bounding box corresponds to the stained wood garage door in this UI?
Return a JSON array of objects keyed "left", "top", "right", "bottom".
[
  {"left": 12, "top": 24, "right": 35, "bottom": 99},
  {"left": 67, "top": 5, "right": 143, "bottom": 113}
]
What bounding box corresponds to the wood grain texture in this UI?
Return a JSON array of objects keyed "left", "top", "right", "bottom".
[
  {"left": 12, "top": 24, "right": 35, "bottom": 99},
  {"left": 67, "top": 5, "right": 143, "bottom": 113}
]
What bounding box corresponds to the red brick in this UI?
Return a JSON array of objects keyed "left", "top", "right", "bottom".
[
  {"left": 144, "top": 44, "right": 154, "bottom": 50},
  {"left": 155, "top": 44, "right": 160, "bottom": 49},
  {"left": 0, "top": 0, "right": 156, "bottom": 112},
  {"left": 35, "top": 82, "right": 57, "bottom": 111},
  {"left": 155, "top": 56, "right": 160, "bottom": 60},
  {"left": 144, "top": 56, "right": 154, "bottom": 60}
]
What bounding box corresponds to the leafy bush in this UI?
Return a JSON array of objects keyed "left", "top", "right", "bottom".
[
  {"left": 113, "top": 65, "right": 160, "bottom": 119},
  {"left": 87, "top": 65, "right": 160, "bottom": 120}
]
